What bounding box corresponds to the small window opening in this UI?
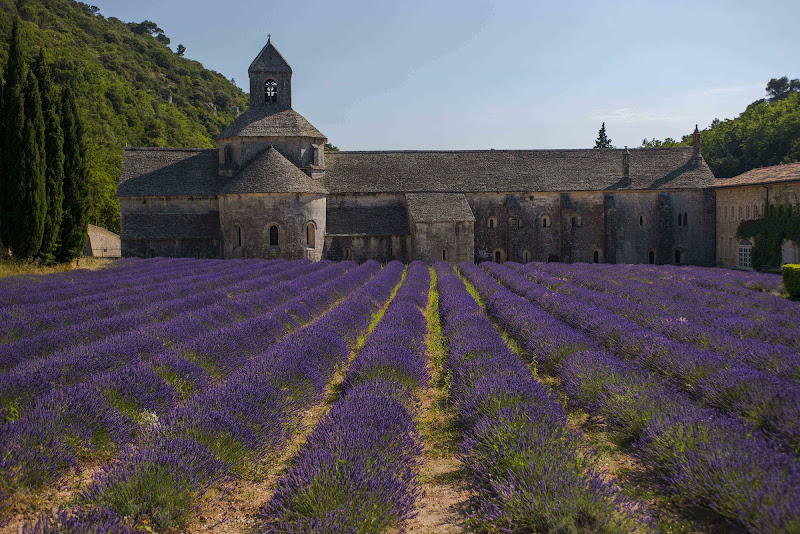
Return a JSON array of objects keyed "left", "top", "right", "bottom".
[
  {"left": 306, "top": 222, "right": 316, "bottom": 248},
  {"left": 648, "top": 249, "right": 656, "bottom": 264},
  {"left": 388, "top": 245, "right": 393, "bottom": 258},
  {"left": 541, "top": 215, "right": 551, "bottom": 228},
  {"left": 488, "top": 217, "right": 496, "bottom": 229},
  {"left": 495, "top": 250, "right": 502, "bottom": 263},
  {"left": 524, "top": 250, "right": 531, "bottom": 263},
  {"left": 235, "top": 224, "right": 242, "bottom": 247},
  {"left": 344, "top": 247, "right": 351, "bottom": 260},
  {"left": 593, "top": 250, "right": 599, "bottom": 263},
  {"left": 269, "top": 225, "right": 279, "bottom": 247},
  {"left": 683, "top": 213, "right": 688, "bottom": 226},
  {"left": 639, "top": 213, "right": 646, "bottom": 226},
  {"left": 728, "top": 237, "right": 733, "bottom": 256},
  {"left": 442, "top": 249, "right": 448, "bottom": 261},
  {"left": 264, "top": 79, "right": 277, "bottom": 103},
  {"left": 674, "top": 248, "right": 682, "bottom": 265},
  {"left": 149, "top": 249, "right": 155, "bottom": 258},
  {"left": 195, "top": 249, "right": 201, "bottom": 259}
]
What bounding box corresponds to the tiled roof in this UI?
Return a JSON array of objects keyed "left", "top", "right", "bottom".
[
  {"left": 405, "top": 193, "right": 475, "bottom": 222},
  {"left": 712, "top": 162, "right": 800, "bottom": 188},
  {"left": 218, "top": 108, "right": 324, "bottom": 139},
  {"left": 220, "top": 147, "right": 328, "bottom": 195},
  {"left": 326, "top": 205, "right": 410, "bottom": 235},
  {"left": 249, "top": 39, "right": 291, "bottom": 73},
  {"left": 118, "top": 148, "right": 221, "bottom": 197},
  {"left": 120, "top": 213, "right": 222, "bottom": 240},
  {"left": 323, "top": 148, "right": 715, "bottom": 193}
]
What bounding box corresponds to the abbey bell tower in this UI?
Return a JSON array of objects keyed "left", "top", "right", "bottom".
[{"left": 248, "top": 36, "right": 292, "bottom": 113}]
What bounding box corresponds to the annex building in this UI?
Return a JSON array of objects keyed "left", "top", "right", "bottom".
[{"left": 118, "top": 38, "right": 720, "bottom": 266}]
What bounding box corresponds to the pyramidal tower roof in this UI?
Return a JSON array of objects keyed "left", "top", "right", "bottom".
[{"left": 249, "top": 36, "right": 292, "bottom": 73}]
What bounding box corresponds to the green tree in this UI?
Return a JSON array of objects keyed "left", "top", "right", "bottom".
[
  {"left": 58, "top": 86, "right": 91, "bottom": 262},
  {"left": 640, "top": 137, "right": 681, "bottom": 148},
  {"left": 324, "top": 143, "right": 339, "bottom": 151},
  {"left": 33, "top": 48, "right": 65, "bottom": 264},
  {"left": 176, "top": 44, "right": 186, "bottom": 57},
  {"left": 593, "top": 122, "right": 614, "bottom": 149},
  {"left": 766, "top": 76, "right": 800, "bottom": 102}
]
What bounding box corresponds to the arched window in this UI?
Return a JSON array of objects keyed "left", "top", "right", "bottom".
[
  {"left": 674, "top": 248, "right": 683, "bottom": 265},
  {"left": 264, "top": 79, "right": 277, "bottom": 103},
  {"left": 746, "top": 205, "right": 750, "bottom": 219},
  {"left": 488, "top": 217, "right": 497, "bottom": 229},
  {"left": 495, "top": 250, "right": 502, "bottom": 263},
  {"left": 442, "top": 249, "right": 448, "bottom": 261},
  {"left": 638, "top": 213, "right": 646, "bottom": 226},
  {"left": 754, "top": 205, "right": 759, "bottom": 218},
  {"left": 149, "top": 249, "right": 156, "bottom": 258},
  {"left": 683, "top": 213, "right": 688, "bottom": 226},
  {"left": 234, "top": 224, "right": 242, "bottom": 247},
  {"left": 344, "top": 247, "right": 351, "bottom": 260},
  {"left": 677, "top": 213, "right": 682, "bottom": 226},
  {"left": 269, "top": 225, "right": 279, "bottom": 247},
  {"left": 728, "top": 237, "right": 733, "bottom": 256},
  {"left": 541, "top": 215, "right": 551, "bottom": 228},
  {"left": 648, "top": 249, "right": 656, "bottom": 264},
  {"left": 593, "top": 250, "right": 600, "bottom": 263},
  {"left": 306, "top": 222, "right": 316, "bottom": 248},
  {"left": 523, "top": 250, "right": 531, "bottom": 263},
  {"left": 738, "top": 206, "right": 743, "bottom": 219},
  {"left": 719, "top": 238, "right": 723, "bottom": 257}
]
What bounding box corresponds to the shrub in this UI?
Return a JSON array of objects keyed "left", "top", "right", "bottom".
[{"left": 783, "top": 264, "right": 800, "bottom": 297}]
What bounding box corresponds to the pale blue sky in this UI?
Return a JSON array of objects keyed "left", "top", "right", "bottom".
[{"left": 91, "top": 0, "right": 798, "bottom": 150}]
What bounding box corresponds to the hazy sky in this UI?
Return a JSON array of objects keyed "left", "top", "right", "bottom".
[{"left": 91, "top": 0, "right": 798, "bottom": 150}]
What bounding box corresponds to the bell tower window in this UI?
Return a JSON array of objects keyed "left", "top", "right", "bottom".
[{"left": 265, "top": 79, "right": 277, "bottom": 103}]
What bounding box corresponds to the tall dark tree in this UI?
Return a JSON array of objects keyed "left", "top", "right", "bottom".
[
  {"left": 593, "top": 122, "right": 614, "bottom": 149},
  {"left": 58, "top": 86, "right": 91, "bottom": 262},
  {"left": 766, "top": 76, "right": 800, "bottom": 101},
  {"left": 0, "top": 19, "right": 25, "bottom": 255},
  {"left": 33, "top": 48, "right": 65, "bottom": 263},
  {"left": 6, "top": 69, "right": 47, "bottom": 259}
]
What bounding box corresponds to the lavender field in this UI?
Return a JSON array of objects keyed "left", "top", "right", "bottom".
[{"left": 0, "top": 258, "right": 798, "bottom": 533}]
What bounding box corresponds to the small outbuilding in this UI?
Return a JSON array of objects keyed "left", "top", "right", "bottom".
[{"left": 83, "top": 224, "right": 121, "bottom": 258}]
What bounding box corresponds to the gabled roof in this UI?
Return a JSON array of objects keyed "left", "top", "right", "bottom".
[
  {"left": 326, "top": 205, "right": 410, "bottom": 236},
  {"left": 406, "top": 193, "right": 475, "bottom": 222},
  {"left": 249, "top": 38, "right": 291, "bottom": 73},
  {"left": 323, "top": 147, "right": 715, "bottom": 193},
  {"left": 118, "top": 148, "right": 221, "bottom": 197},
  {"left": 218, "top": 108, "right": 325, "bottom": 139},
  {"left": 220, "top": 146, "right": 328, "bottom": 195},
  {"left": 712, "top": 162, "right": 800, "bottom": 188}
]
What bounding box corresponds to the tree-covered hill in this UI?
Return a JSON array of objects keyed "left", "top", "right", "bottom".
[
  {"left": 641, "top": 79, "right": 800, "bottom": 179},
  {"left": 0, "top": 0, "right": 249, "bottom": 232}
]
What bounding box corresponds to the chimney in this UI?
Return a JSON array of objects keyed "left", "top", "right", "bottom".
[
  {"left": 623, "top": 146, "right": 630, "bottom": 179},
  {"left": 692, "top": 124, "right": 701, "bottom": 159}
]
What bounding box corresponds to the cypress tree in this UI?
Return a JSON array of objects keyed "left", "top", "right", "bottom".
[
  {"left": 33, "top": 48, "right": 65, "bottom": 263},
  {"left": 58, "top": 86, "right": 91, "bottom": 262},
  {"left": 1, "top": 19, "right": 25, "bottom": 255},
  {"left": 6, "top": 68, "right": 46, "bottom": 259}
]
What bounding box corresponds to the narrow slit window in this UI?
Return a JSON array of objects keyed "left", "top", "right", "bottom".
[
  {"left": 593, "top": 250, "right": 599, "bottom": 263},
  {"left": 269, "top": 225, "right": 279, "bottom": 247},
  {"left": 442, "top": 249, "right": 447, "bottom": 261},
  {"left": 306, "top": 223, "right": 315, "bottom": 248}
]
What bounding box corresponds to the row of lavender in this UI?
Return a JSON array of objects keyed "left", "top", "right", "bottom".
[
  {"left": 495, "top": 262, "right": 800, "bottom": 454},
  {"left": 2, "top": 259, "right": 376, "bottom": 523},
  {"left": 532, "top": 262, "right": 800, "bottom": 353},
  {"left": 263, "top": 262, "right": 431, "bottom": 532},
  {"left": 435, "top": 262, "right": 636, "bottom": 532},
  {"left": 21, "top": 260, "right": 406, "bottom": 532},
  {"left": 0, "top": 258, "right": 282, "bottom": 348},
  {"left": 460, "top": 261, "right": 800, "bottom": 532},
  {"left": 0, "top": 259, "right": 302, "bottom": 369}
]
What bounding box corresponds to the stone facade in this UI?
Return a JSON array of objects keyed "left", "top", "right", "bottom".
[
  {"left": 117, "top": 38, "right": 750, "bottom": 268},
  {"left": 713, "top": 167, "right": 800, "bottom": 269}
]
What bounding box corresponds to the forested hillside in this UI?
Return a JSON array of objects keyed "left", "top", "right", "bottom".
[
  {"left": 0, "top": 0, "right": 249, "bottom": 232},
  {"left": 642, "top": 79, "right": 800, "bottom": 179}
]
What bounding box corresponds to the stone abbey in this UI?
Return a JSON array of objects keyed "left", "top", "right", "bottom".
[{"left": 119, "top": 38, "right": 731, "bottom": 266}]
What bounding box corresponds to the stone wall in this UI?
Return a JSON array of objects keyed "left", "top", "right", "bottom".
[
  {"left": 218, "top": 193, "right": 326, "bottom": 260},
  {"left": 411, "top": 221, "right": 474, "bottom": 263},
  {"left": 119, "top": 196, "right": 221, "bottom": 259},
  {"left": 324, "top": 235, "right": 411, "bottom": 263},
  {"left": 715, "top": 181, "right": 800, "bottom": 269}
]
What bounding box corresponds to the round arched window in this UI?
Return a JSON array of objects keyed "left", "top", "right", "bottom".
[
  {"left": 269, "top": 225, "right": 279, "bottom": 247},
  {"left": 541, "top": 215, "right": 551, "bottom": 228},
  {"left": 265, "top": 79, "right": 277, "bottom": 103},
  {"left": 488, "top": 217, "right": 497, "bottom": 229}
]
